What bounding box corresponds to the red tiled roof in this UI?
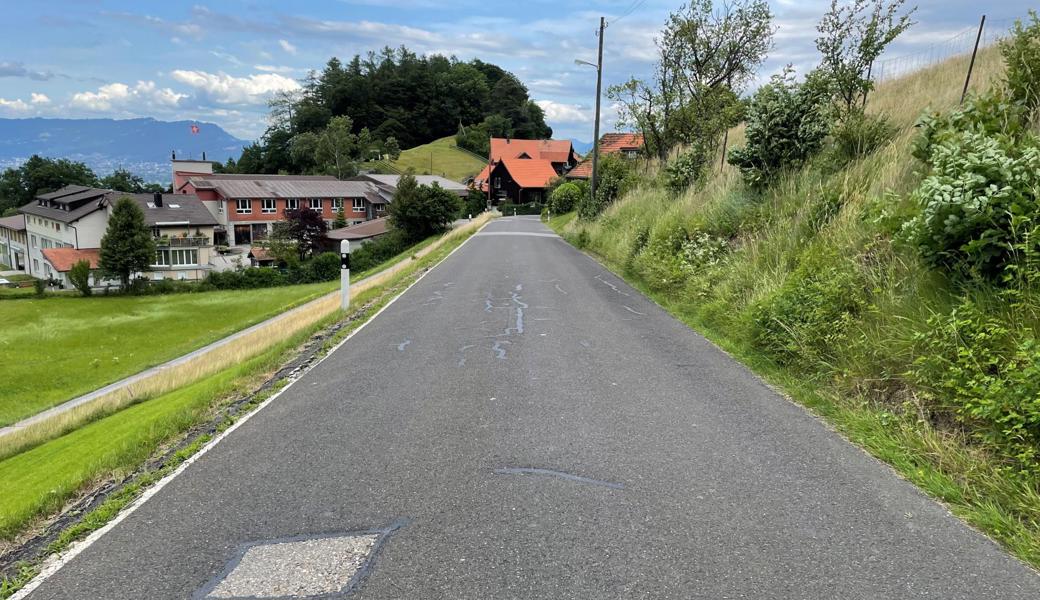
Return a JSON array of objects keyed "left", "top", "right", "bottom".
[
  {"left": 498, "top": 158, "right": 559, "bottom": 189},
  {"left": 566, "top": 132, "right": 645, "bottom": 179},
  {"left": 41, "top": 248, "right": 100, "bottom": 272},
  {"left": 248, "top": 247, "right": 273, "bottom": 261},
  {"left": 490, "top": 138, "right": 574, "bottom": 162},
  {"left": 599, "top": 132, "right": 644, "bottom": 153}
]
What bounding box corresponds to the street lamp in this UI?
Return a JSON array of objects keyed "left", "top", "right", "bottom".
[{"left": 574, "top": 17, "right": 605, "bottom": 205}]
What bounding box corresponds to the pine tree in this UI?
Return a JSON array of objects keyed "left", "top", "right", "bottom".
[
  {"left": 333, "top": 206, "right": 347, "bottom": 229},
  {"left": 99, "top": 196, "right": 156, "bottom": 290}
]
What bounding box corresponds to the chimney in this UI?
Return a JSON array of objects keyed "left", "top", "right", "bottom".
[
  {"left": 154, "top": 192, "right": 163, "bottom": 207},
  {"left": 202, "top": 151, "right": 207, "bottom": 161},
  {"left": 172, "top": 150, "right": 176, "bottom": 160}
]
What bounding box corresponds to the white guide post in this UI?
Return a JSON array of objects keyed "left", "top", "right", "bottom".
[{"left": 340, "top": 240, "right": 351, "bottom": 311}]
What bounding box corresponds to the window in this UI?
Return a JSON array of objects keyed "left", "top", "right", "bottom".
[
  {"left": 31, "top": 235, "right": 37, "bottom": 248},
  {"left": 331, "top": 198, "right": 343, "bottom": 211},
  {"left": 236, "top": 199, "right": 252, "bottom": 214},
  {"left": 352, "top": 198, "right": 365, "bottom": 212},
  {"left": 494, "top": 177, "right": 501, "bottom": 189},
  {"left": 309, "top": 198, "right": 323, "bottom": 211},
  {"left": 285, "top": 198, "right": 299, "bottom": 210},
  {"left": 54, "top": 222, "right": 59, "bottom": 231},
  {"left": 153, "top": 248, "right": 198, "bottom": 267},
  {"left": 261, "top": 198, "right": 276, "bottom": 214},
  {"left": 217, "top": 201, "right": 224, "bottom": 214}
]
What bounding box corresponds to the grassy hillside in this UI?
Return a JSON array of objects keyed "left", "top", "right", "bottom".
[
  {"left": 384, "top": 136, "right": 486, "bottom": 181},
  {"left": 0, "top": 282, "right": 336, "bottom": 426},
  {"left": 556, "top": 44, "right": 1040, "bottom": 567}
]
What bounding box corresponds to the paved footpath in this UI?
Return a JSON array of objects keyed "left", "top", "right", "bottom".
[{"left": 22, "top": 217, "right": 1040, "bottom": 599}]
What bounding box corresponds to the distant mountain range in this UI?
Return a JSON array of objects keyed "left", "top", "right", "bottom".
[
  {"left": 569, "top": 138, "right": 593, "bottom": 155},
  {"left": 0, "top": 118, "right": 250, "bottom": 184}
]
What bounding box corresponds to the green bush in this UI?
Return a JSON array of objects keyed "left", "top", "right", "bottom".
[
  {"left": 901, "top": 92, "right": 1040, "bottom": 280},
  {"left": 910, "top": 298, "right": 1040, "bottom": 475},
  {"left": 348, "top": 230, "right": 410, "bottom": 273},
  {"left": 68, "top": 259, "right": 92, "bottom": 296},
  {"left": 577, "top": 154, "right": 634, "bottom": 220},
  {"left": 751, "top": 257, "right": 867, "bottom": 370},
  {"left": 204, "top": 268, "right": 288, "bottom": 290},
  {"left": 498, "top": 203, "right": 543, "bottom": 215},
  {"left": 549, "top": 182, "right": 582, "bottom": 213},
  {"left": 728, "top": 67, "right": 830, "bottom": 188},
  {"left": 665, "top": 144, "right": 711, "bottom": 194},
  {"left": 1002, "top": 11, "right": 1040, "bottom": 118},
  {"left": 826, "top": 110, "right": 894, "bottom": 167},
  {"left": 302, "top": 252, "right": 340, "bottom": 282}
]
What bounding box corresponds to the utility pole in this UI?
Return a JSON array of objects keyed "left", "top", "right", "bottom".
[{"left": 590, "top": 17, "right": 605, "bottom": 203}]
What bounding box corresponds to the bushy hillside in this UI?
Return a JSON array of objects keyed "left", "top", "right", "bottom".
[{"left": 559, "top": 43, "right": 1040, "bottom": 565}]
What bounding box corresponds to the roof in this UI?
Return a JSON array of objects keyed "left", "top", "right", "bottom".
[
  {"left": 489, "top": 138, "right": 576, "bottom": 163},
  {"left": 19, "top": 186, "right": 112, "bottom": 224},
  {"left": 360, "top": 174, "right": 468, "bottom": 192},
  {"left": 327, "top": 217, "right": 390, "bottom": 241},
  {"left": 497, "top": 158, "right": 559, "bottom": 189},
  {"left": 0, "top": 214, "right": 25, "bottom": 231},
  {"left": 184, "top": 175, "right": 381, "bottom": 202},
  {"left": 129, "top": 193, "right": 219, "bottom": 227},
  {"left": 567, "top": 132, "right": 645, "bottom": 179},
  {"left": 248, "top": 247, "right": 273, "bottom": 262},
  {"left": 600, "top": 132, "right": 644, "bottom": 153},
  {"left": 41, "top": 247, "right": 100, "bottom": 272}
]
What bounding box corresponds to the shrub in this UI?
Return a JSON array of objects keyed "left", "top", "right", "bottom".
[
  {"left": 32, "top": 278, "right": 45, "bottom": 296},
  {"left": 577, "top": 154, "right": 633, "bottom": 220},
  {"left": 389, "top": 174, "right": 463, "bottom": 241},
  {"left": 901, "top": 92, "right": 1040, "bottom": 280},
  {"left": 68, "top": 259, "right": 92, "bottom": 296},
  {"left": 1002, "top": 11, "right": 1040, "bottom": 118},
  {"left": 303, "top": 252, "right": 341, "bottom": 282},
  {"left": 549, "top": 182, "right": 582, "bottom": 214},
  {"left": 349, "top": 230, "right": 410, "bottom": 273},
  {"left": 826, "top": 110, "right": 894, "bottom": 166},
  {"left": 204, "top": 268, "right": 288, "bottom": 290},
  {"left": 909, "top": 298, "right": 1040, "bottom": 475},
  {"left": 728, "top": 67, "right": 830, "bottom": 188},
  {"left": 751, "top": 256, "right": 867, "bottom": 370},
  {"left": 665, "top": 144, "right": 711, "bottom": 194}
]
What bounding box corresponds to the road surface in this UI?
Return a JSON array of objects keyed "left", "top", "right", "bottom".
[{"left": 23, "top": 217, "right": 1040, "bottom": 599}]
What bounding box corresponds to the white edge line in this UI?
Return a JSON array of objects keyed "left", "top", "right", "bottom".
[{"left": 10, "top": 219, "right": 491, "bottom": 600}]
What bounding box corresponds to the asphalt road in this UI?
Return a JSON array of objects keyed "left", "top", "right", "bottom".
[{"left": 24, "top": 217, "right": 1040, "bottom": 599}]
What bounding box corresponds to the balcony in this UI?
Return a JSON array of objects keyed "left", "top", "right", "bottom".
[{"left": 155, "top": 236, "right": 210, "bottom": 248}]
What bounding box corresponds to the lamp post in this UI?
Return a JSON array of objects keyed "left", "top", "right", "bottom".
[{"left": 575, "top": 16, "right": 605, "bottom": 203}]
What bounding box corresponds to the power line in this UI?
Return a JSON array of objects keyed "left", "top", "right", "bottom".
[{"left": 609, "top": 0, "right": 647, "bottom": 25}]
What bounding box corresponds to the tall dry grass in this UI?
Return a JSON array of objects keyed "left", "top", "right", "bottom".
[{"left": 0, "top": 213, "right": 492, "bottom": 460}]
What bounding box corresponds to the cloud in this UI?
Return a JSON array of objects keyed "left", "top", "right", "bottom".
[
  {"left": 278, "top": 39, "right": 298, "bottom": 55},
  {"left": 71, "top": 81, "right": 186, "bottom": 111},
  {"left": 254, "top": 65, "right": 298, "bottom": 73},
  {"left": 535, "top": 100, "right": 592, "bottom": 124},
  {"left": 169, "top": 70, "right": 300, "bottom": 105},
  {"left": 0, "top": 97, "right": 31, "bottom": 112},
  {"left": 0, "top": 61, "right": 55, "bottom": 81},
  {"left": 30, "top": 93, "right": 50, "bottom": 104}
]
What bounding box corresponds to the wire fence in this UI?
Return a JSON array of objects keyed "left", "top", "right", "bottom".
[{"left": 872, "top": 17, "right": 1017, "bottom": 84}]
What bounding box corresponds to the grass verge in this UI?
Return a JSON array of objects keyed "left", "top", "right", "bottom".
[{"left": 0, "top": 215, "right": 491, "bottom": 596}]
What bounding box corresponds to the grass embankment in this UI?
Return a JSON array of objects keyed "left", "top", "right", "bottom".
[
  {"left": 388, "top": 136, "right": 486, "bottom": 181},
  {"left": 0, "top": 214, "right": 491, "bottom": 550},
  {"left": 554, "top": 46, "right": 1040, "bottom": 568},
  {"left": 0, "top": 282, "right": 337, "bottom": 426}
]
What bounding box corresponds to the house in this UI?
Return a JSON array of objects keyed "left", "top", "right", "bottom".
[
  {"left": 326, "top": 216, "right": 391, "bottom": 248},
  {"left": 173, "top": 158, "right": 385, "bottom": 246},
  {"left": 0, "top": 214, "right": 27, "bottom": 272},
  {"left": 472, "top": 138, "right": 580, "bottom": 205},
  {"left": 18, "top": 186, "right": 219, "bottom": 287},
  {"left": 567, "top": 133, "right": 644, "bottom": 180}
]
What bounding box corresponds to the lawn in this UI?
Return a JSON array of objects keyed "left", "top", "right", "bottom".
[
  {"left": 389, "top": 136, "right": 486, "bottom": 181},
  {"left": 0, "top": 282, "right": 335, "bottom": 426}
]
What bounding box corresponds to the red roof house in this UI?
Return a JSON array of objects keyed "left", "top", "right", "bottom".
[
  {"left": 567, "top": 133, "right": 644, "bottom": 180},
  {"left": 473, "top": 138, "right": 580, "bottom": 204},
  {"left": 41, "top": 247, "right": 100, "bottom": 272}
]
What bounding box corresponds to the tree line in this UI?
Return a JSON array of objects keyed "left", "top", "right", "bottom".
[{"left": 227, "top": 46, "right": 551, "bottom": 177}]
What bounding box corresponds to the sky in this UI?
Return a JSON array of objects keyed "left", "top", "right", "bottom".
[{"left": 0, "top": 1, "right": 1029, "bottom": 143}]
